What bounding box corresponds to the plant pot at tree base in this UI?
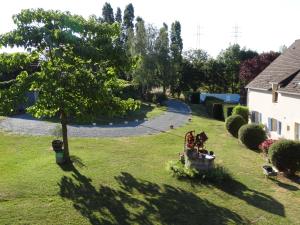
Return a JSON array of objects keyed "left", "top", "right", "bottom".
[{"left": 52, "top": 140, "right": 63, "bottom": 152}]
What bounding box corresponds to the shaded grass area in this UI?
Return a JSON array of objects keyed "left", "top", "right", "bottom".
[
  {"left": 42, "top": 102, "right": 167, "bottom": 125},
  {"left": 0, "top": 104, "right": 300, "bottom": 224}
]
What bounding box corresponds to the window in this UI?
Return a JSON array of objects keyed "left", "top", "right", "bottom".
[
  {"left": 251, "top": 111, "right": 262, "bottom": 124},
  {"left": 268, "top": 118, "right": 282, "bottom": 134},
  {"left": 295, "top": 123, "right": 300, "bottom": 140}
]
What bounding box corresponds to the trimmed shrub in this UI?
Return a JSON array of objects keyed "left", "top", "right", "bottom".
[
  {"left": 190, "top": 92, "right": 201, "bottom": 104},
  {"left": 269, "top": 140, "right": 300, "bottom": 176},
  {"left": 223, "top": 104, "right": 236, "bottom": 120},
  {"left": 238, "top": 124, "right": 267, "bottom": 150},
  {"left": 212, "top": 103, "right": 224, "bottom": 120},
  {"left": 204, "top": 97, "right": 224, "bottom": 116},
  {"left": 225, "top": 115, "right": 247, "bottom": 137},
  {"left": 232, "top": 105, "right": 249, "bottom": 123}
]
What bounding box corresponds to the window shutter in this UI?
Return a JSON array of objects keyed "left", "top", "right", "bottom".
[
  {"left": 278, "top": 121, "right": 282, "bottom": 135},
  {"left": 268, "top": 118, "right": 272, "bottom": 130},
  {"left": 259, "top": 113, "right": 262, "bottom": 123},
  {"left": 251, "top": 111, "right": 255, "bottom": 123}
]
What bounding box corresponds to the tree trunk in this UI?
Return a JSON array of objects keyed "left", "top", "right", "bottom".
[{"left": 60, "top": 110, "right": 70, "bottom": 163}]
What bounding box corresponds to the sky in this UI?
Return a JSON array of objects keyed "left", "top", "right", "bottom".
[{"left": 1, "top": 0, "right": 300, "bottom": 57}]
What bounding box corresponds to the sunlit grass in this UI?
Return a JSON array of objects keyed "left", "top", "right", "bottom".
[{"left": 0, "top": 104, "right": 299, "bottom": 224}]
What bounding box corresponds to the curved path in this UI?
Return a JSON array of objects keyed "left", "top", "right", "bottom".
[{"left": 0, "top": 100, "right": 191, "bottom": 137}]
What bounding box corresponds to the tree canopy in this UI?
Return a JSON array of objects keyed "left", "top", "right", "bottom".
[{"left": 0, "top": 9, "right": 137, "bottom": 162}]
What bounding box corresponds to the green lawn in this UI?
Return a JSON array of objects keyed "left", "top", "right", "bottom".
[{"left": 0, "top": 104, "right": 299, "bottom": 225}]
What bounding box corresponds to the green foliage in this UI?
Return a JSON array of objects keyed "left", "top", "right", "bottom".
[
  {"left": 217, "top": 44, "right": 258, "bottom": 93},
  {"left": 152, "top": 92, "right": 167, "bottom": 105},
  {"left": 225, "top": 115, "right": 246, "bottom": 138},
  {"left": 204, "top": 96, "right": 223, "bottom": 116},
  {"left": 0, "top": 9, "right": 138, "bottom": 159},
  {"left": 167, "top": 160, "right": 232, "bottom": 183},
  {"left": 155, "top": 23, "right": 171, "bottom": 94},
  {"left": 190, "top": 92, "right": 201, "bottom": 104},
  {"left": 0, "top": 52, "right": 39, "bottom": 82},
  {"left": 121, "top": 84, "right": 141, "bottom": 99},
  {"left": 203, "top": 59, "right": 227, "bottom": 93},
  {"left": 123, "top": 3, "right": 135, "bottom": 29},
  {"left": 170, "top": 21, "right": 183, "bottom": 96},
  {"left": 115, "top": 7, "right": 122, "bottom": 23},
  {"left": 232, "top": 105, "right": 249, "bottom": 122},
  {"left": 223, "top": 104, "right": 236, "bottom": 120},
  {"left": 238, "top": 124, "right": 266, "bottom": 150},
  {"left": 212, "top": 103, "right": 224, "bottom": 121},
  {"left": 102, "top": 2, "right": 114, "bottom": 24},
  {"left": 269, "top": 140, "right": 300, "bottom": 176}
]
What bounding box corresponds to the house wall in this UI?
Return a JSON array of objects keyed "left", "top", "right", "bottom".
[{"left": 247, "top": 88, "right": 300, "bottom": 140}]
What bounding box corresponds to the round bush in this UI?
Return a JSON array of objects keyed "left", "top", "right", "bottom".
[
  {"left": 269, "top": 140, "right": 300, "bottom": 176},
  {"left": 225, "top": 115, "right": 247, "bottom": 138},
  {"left": 238, "top": 124, "right": 266, "bottom": 150},
  {"left": 232, "top": 105, "right": 249, "bottom": 123}
]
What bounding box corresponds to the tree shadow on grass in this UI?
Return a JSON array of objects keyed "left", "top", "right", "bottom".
[
  {"left": 210, "top": 178, "right": 285, "bottom": 217},
  {"left": 270, "top": 178, "right": 299, "bottom": 191},
  {"left": 58, "top": 169, "right": 249, "bottom": 225}
]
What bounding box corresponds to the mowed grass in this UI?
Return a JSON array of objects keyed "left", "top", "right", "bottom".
[
  {"left": 43, "top": 102, "right": 167, "bottom": 125},
  {"left": 0, "top": 104, "right": 300, "bottom": 225}
]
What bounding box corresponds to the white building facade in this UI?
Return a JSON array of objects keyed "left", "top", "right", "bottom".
[
  {"left": 246, "top": 40, "right": 300, "bottom": 141},
  {"left": 247, "top": 88, "right": 300, "bottom": 140}
]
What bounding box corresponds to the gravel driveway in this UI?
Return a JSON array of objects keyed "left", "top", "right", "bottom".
[{"left": 0, "top": 100, "right": 191, "bottom": 137}]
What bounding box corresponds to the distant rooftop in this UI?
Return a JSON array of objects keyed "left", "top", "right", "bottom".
[{"left": 246, "top": 39, "right": 300, "bottom": 95}]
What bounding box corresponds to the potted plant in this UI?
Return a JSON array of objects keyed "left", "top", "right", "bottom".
[{"left": 51, "top": 125, "right": 64, "bottom": 164}]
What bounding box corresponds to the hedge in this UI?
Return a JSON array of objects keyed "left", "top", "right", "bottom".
[
  {"left": 204, "top": 97, "right": 224, "bottom": 116},
  {"left": 212, "top": 103, "right": 224, "bottom": 120},
  {"left": 238, "top": 124, "right": 267, "bottom": 150},
  {"left": 190, "top": 92, "right": 201, "bottom": 104},
  {"left": 225, "top": 115, "right": 247, "bottom": 137},
  {"left": 269, "top": 140, "right": 300, "bottom": 176},
  {"left": 223, "top": 104, "right": 236, "bottom": 120},
  {"left": 232, "top": 105, "right": 249, "bottom": 123}
]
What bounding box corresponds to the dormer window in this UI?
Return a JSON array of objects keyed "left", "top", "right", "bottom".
[{"left": 271, "top": 83, "right": 279, "bottom": 103}]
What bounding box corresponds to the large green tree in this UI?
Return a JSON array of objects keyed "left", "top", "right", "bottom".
[
  {"left": 132, "top": 19, "right": 158, "bottom": 95},
  {"left": 102, "top": 2, "right": 114, "bottom": 24},
  {"left": 0, "top": 9, "right": 137, "bottom": 162},
  {"left": 180, "top": 49, "right": 208, "bottom": 92},
  {"left": 217, "top": 44, "right": 257, "bottom": 93}
]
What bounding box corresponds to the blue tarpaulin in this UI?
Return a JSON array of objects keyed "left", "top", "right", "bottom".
[{"left": 200, "top": 93, "right": 240, "bottom": 103}]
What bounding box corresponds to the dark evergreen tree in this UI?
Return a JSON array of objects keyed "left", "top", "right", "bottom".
[
  {"left": 123, "top": 3, "right": 135, "bottom": 29},
  {"left": 170, "top": 21, "right": 183, "bottom": 96},
  {"left": 102, "top": 2, "right": 114, "bottom": 24},
  {"left": 115, "top": 7, "right": 122, "bottom": 23}
]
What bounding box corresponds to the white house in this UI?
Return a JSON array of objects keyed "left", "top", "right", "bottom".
[{"left": 246, "top": 40, "right": 300, "bottom": 140}]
